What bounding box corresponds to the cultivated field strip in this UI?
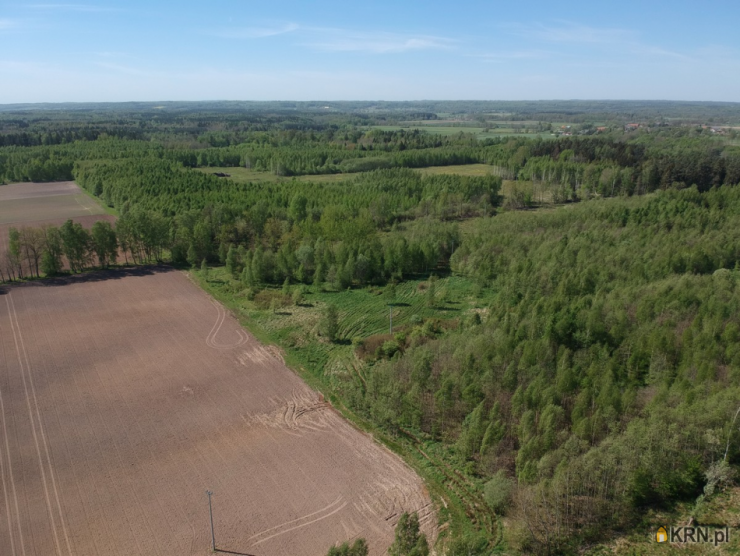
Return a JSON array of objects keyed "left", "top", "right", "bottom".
[
  {"left": 0, "top": 182, "right": 81, "bottom": 203},
  {"left": 0, "top": 269, "right": 435, "bottom": 555}
]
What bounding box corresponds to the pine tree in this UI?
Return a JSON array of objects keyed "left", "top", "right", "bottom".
[
  {"left": 218, "top": 241, "right": 229, "bottom": 264},
  {"left": 292, "top": 286, "right": 304, "bottom": 306},
  {"left": 321, "top": 304, "right": 339, "bottom": 342},
  {"left": 225, "top": 245, "right": 238, "bottom": 277},
  {"left": 251, "top": 247, "right": 265, "bottom": 285},
  {"left": 187, "top": 244, "right": 197, "bottom": 268},
  {"left": 384, "top": 282, "right": 397, "bottom": 304},
  {"left": 241, "top": 265, "right": 253, "bottom": 287},
  {"left": 313, "top": 263, "right": 325, "bottom": 291}
]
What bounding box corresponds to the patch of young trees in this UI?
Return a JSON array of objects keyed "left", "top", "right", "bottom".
[
  {"left": 0, "top": 212, "right": 168, "bottom": 282},
  {"left": 357, "top": 185, "right": 740, "bottom": 552}
]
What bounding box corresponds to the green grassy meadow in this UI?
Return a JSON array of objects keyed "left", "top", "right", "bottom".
[
  {"left": 416, "top": 163, "right": 496, "bottom": 177},
  {"left": 196, "top": 267, "right": 489, "bottom": 383}
]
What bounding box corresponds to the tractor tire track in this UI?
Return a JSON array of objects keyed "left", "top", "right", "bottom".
[
  {"left": 206, "top": 301, "right": 248, "bottom": 350},
  {"left": 5, "top": 295, "right": 67, "bottom": 556},
  {"left": 0, "top": 302, "right": 26, "bottom": 556}
]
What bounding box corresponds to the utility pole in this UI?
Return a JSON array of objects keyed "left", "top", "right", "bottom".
[
  {"left": 388, "top": 304, "right": 393, "bottom": 334},
  {"left": 206, "top": 490, "right": 216, "bottom": 551}
]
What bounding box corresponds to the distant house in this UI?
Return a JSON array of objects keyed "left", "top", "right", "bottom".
[
  {"left": 596, "top": 126, "right": 607, "bottom": 133},
  {"left": 625, "top": 123, "right": 640, "bottom": 131}
]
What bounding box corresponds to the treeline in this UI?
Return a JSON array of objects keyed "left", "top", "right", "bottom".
[
  {"left": 4, "top": 126, "right": 739, "bottom": 210},
  {"left": 3, "top": 163, "right": 494, "bottom": 286},
  {"left": 0, "top": 139, "right": 161, "bottom": 183},
  {"left": 0, "top": 129, "right": 485, "bottom": 183},
  {"left": 0, "top": 208, "right": 461, "bottom": 291},
  {"left": 352, "top": 185, "right": 740, "bottom": 552},
  {"left": 1, "top": 220, "right": 118, "bottom": 281},
  {"left": 0, "top": 208, "right": 178, "bottom": 281},
  {"left": 74, "top": 162, "right": 487, "bottom": 287},
  {"left": 0, "top": 127, "right": 147, "bottom": 147},
  {"left": 73, "top": 161, "right": 499, "bottom": 221}
]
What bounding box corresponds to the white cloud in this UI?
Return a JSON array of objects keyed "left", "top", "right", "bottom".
[
  {"left": 302, "top": 27, "right": 455, "bottom": 54},
  {"left": 503, "top": 20, "right": 705, "bottom": 64},
  {"left": 208, "top": 22, "right": 455, "bottom": 54},
  {"left": 94, "top": 62, "right": 150, "bottom": 76},
  {"left": 94, "top": 51, "right": 132, "bottom": 59},
  {"left": 507, "top": 21, "right": 634, "bottom": 45},
  {"left": 25, "top": 4, "right": 120, "bottom": 12},
  {"left": 475, "top": 50, "right": 552, "bottom": 62},
  {"left": 211, "top": 23, "right": 299, "bottom": 39}
]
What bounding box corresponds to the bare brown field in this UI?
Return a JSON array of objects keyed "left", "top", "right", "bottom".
[
  {"left": 0, "top": 267, "right": 436, "bottom": 556},
  {"left": 0, "top": 182, "right": 106, "bottom": 226},
  {"left": 0, "top": 182, "right": 81, "bottom": 202}
]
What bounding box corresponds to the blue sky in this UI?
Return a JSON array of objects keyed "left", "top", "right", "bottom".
[{"left": 0, "top": 1, "right": 739, "bottom": 103}]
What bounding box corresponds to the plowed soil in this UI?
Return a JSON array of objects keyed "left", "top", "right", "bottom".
[
  {"left": 0, "top": 182, "right": 106, "bottom": 225},
  {"left": 0, "top": 267, "right": 436, "bottom": 556}
]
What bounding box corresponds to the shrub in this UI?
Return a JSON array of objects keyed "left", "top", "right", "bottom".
[
  {"left": 253, "top": 290, "right": 289, "bottom": 310},
  {"left": 382, "top": 340, "right": 400, "bottom": 358},
  {"left": 292, "top": 286, "right": 305, "bottom": 306},
  {"left": 389, "top": 512, "right": 428, "bottom": 556},
  {"left": 484, "top": 470, "right": 514, "bottom": 514},
  {"left": 327, "top": 538, "right": 368, "bottom": 556}
]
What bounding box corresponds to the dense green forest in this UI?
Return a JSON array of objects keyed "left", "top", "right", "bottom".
[
  {"left": 2, "top": 102, "right": 740, "bottom": 554},
  {"left": 366, "top": 187, "right": 740, "bottom": 551}
]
